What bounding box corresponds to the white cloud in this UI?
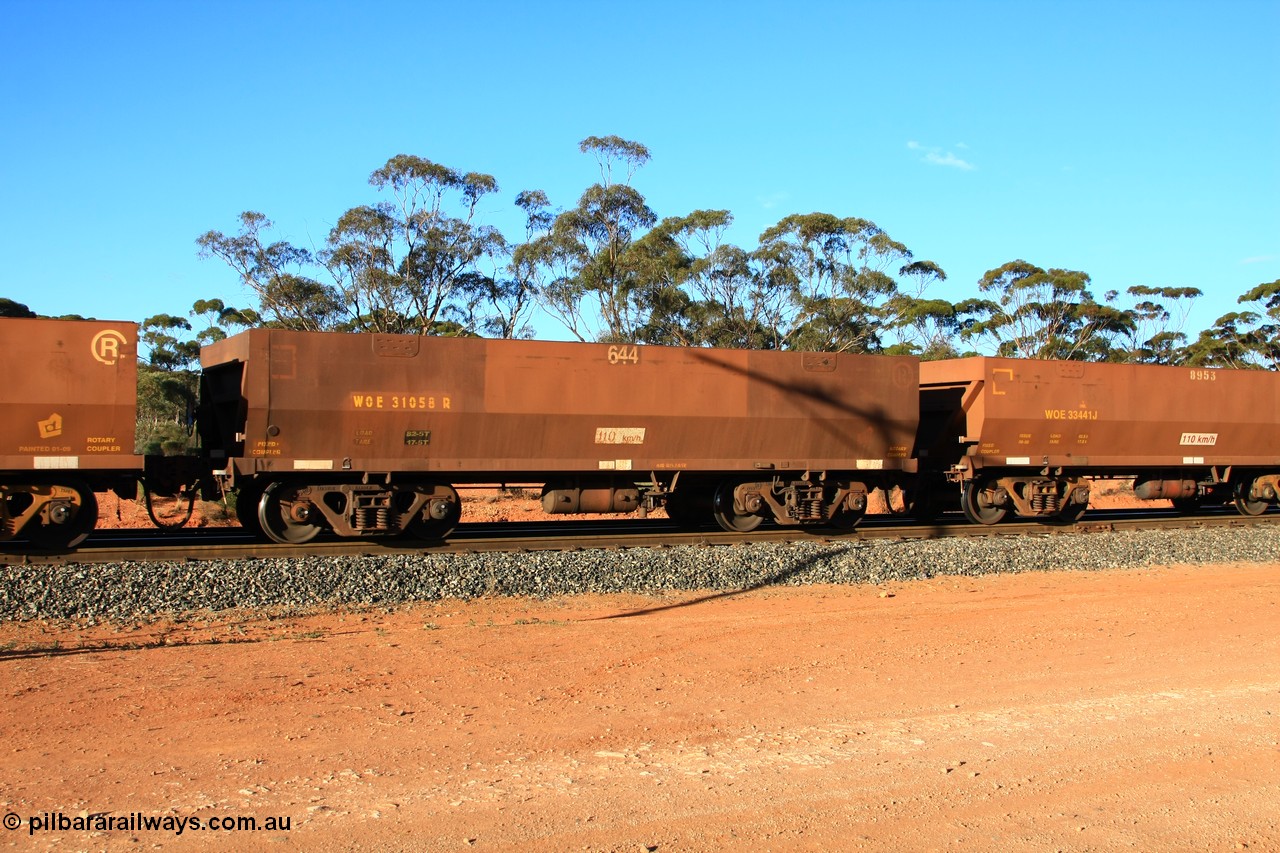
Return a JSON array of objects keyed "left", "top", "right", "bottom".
[
  {"left": 1240, "top": 255, "right": 1276, "bottom": 265},
  {"left": 907, "top": 140, "right": 975, "bottom": 171},
  {"left": 925, "top": 151, "right": 975, "bottom": 170}
]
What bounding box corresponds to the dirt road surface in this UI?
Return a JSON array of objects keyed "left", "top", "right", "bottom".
[{"left": 2, "top": 561, "right": 1278, "bottom": 851}]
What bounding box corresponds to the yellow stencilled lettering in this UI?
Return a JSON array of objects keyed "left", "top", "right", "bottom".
[
  {"left": 1189, "top": 369, "right": 1216, "bottom": 382},
  {"left": 1048, "top": 432, "right": 1063, "bottom": 445},
  {"left": 251, "top": 440, "right": 283, "bottom": 458},
  {"left": 607, "top": 345, "right": 640, "bottom": 365},
  {"left": 1045, "top": 408, "right": 1098, "bottom": 421},
  {"left": 1076, "top": 433, "right": 1090, "bottom": 445},
  {"left": 352, "top": 393, "right": 453, "bottom": 410},
  {"left": 1018, "top": 432, "right": 1032, "bottom": 446},
  {"left": 84, "top": 436, "right": 122, "bottom": 453}
]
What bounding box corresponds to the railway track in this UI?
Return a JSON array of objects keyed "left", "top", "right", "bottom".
[{"left": 4, "top": 506, "right": 1276, "bottom": 566}]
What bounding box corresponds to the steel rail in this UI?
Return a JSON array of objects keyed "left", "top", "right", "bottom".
[{"left": 2, "top": 507, "right": 1276, "bottom": 566}]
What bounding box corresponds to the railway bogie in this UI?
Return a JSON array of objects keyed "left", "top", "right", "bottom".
[{"left": 245, "top": 479, "right": 462, "bottom": 544}]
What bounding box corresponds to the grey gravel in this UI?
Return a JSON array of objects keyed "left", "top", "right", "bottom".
[{"left": 2, "top": 526, "right": 1278, "bottom": 622}]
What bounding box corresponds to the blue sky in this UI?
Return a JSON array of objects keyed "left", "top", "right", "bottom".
[{"left": 2, "top": 0, "right": 1276, "bottom": 345}]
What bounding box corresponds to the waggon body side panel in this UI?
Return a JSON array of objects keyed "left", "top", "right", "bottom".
[
  {"left": 0, "top": 318, "right": 142, "bottom": 473},
  {"left": 919, "top": 357, "right": 1280, "bottom": 472},
  {"left": 200, "top": 331, "right": 921, "bottom": 479}
]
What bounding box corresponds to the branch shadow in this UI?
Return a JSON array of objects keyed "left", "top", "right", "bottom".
[
  {"left": 0, "top": 627, "right": 367, "bottom": 661},
  {"left": 589, "top": 545, "right": 860, "bottom": 621}
]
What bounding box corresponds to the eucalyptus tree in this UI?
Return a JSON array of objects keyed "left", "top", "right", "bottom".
[
  {"left": 754, "top": 213, "right": 913, "bottom": 352},
  {"left": 0, "top": 298, "right": 36, "bottom": 318},
  {"left": 463, "top": 190, "right": 554, "bottom": 340},
  {"left": 624, "top": 217, "right": 698, "bottom": 346},
  {"left": 624, "top": 209, "right": 770, "bottom": 348},
  {"left": 531, "top": 136, "right": 658, "bottom": 343},
  {"left": 881, "top": 260, "right": 958, "bottom": 358},
  {"left": 139, "top": 313, "right": 200, "bottom": 371},
  {"left": 1110, "top": 285, "right": 1202, "bottom": 364},
  {"left": 1237, "top": 279, "right": 1280, "bottom": 369},
  {"left": 321, "top": 154, "right": 505, "bottom": 335},
  {"left": 196, "top": 212, "right": 342, "bottom": 331},
  {"left": 689, "top": 244, "right": 787, "bottom": 349},
  {"left": 956, "top": 260, "right": 1133, "bottom": 360},
  {"left": 1184, "top": 279, "right": 1280, "bottom": 369},
  {"left": 136, "top": 300, "right": 259, "bottom": 455},
  {"left": 1183, "top": 312, "right": 1264, "bottom": 369},
  {"left": 648, "top": 210, "right": 788, "bottom": 349}
]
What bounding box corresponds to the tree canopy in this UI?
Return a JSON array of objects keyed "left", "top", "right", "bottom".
[{"left": 182, "top": 139, "right": 1272, "bottom": 371}]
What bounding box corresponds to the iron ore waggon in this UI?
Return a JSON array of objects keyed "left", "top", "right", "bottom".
[
  {"left": 197, "top": 329, "right": 922, "bottom": 543},
  {"left": 3, "top": 317, "right": 1278, "bottom": 549},
  {"left": 0, "top": 318, "right": 144, "bottom": 547},
  {"left": 918, "top": 357, "right": 1280, "bottom": 523}
]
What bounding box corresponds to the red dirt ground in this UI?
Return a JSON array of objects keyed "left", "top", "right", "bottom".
[
  {"left": 1, "top": 563, "right": 1277, "bottom": 851},
  {"left": 9, "top": 481, "right": 1268, "bottom": 851}
]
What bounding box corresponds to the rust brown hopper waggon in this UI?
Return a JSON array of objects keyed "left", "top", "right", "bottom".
[
  {"left": 0, "top": 318, "right": 144, "bottom": 547},
  {"left": 0, "top": 318, "right": 207, "bottom": 548},
  {"left": 196, "top": 330, "right": 921, "bottom": 543},
  {"left": 917, "top": 357, "right": 1280, "bottom": 523}
]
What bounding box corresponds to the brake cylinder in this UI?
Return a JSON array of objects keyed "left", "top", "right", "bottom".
[
  {"left": 1133, "top": 477, "right": 1198, "bottom": 501},
  {"left": 541, "top": 484, "right": 641, "bottom": 514}
]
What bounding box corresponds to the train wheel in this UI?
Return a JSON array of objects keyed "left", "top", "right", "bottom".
[
  {"left": 961, "top": 481, "right": 1007, "bottom": 525},
  {"left": 235, "top": 480, "right": 267, "bottom": 537},
  {"left": 663, "top": 489, "right": 713, "bottom": 528},
  {"left": 1232, "top": 482, "right": 1269, "bottom": 517},
  {"left": 712, "top": 482, "right": 763, "bottom": 533},
  {"left": 405, "top": 489, "right": 462, "bottom": 541},
  {"left": 27, "top": 482, "right": 97, "bottom": 549},
  {"left": 257, "top": 482, "right": 323, "bottom": 544}
]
